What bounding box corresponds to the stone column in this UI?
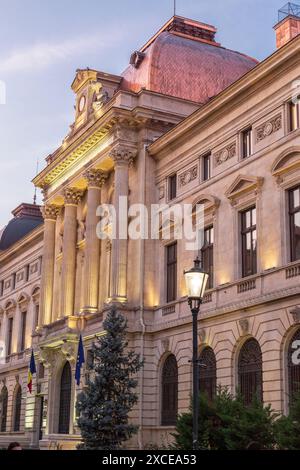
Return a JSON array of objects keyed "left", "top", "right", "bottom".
[
  {"left": 82, "top": 168, "right": 107, "bottom": 312},
  {"left": 60, "top": 187, "right": 83, "bottom": 318},
  {"left": 39, "top": 204, "right": 60, "bottom": 327},
  {"left": 110, "top": 147, "right": 136, "bottom": 302}
]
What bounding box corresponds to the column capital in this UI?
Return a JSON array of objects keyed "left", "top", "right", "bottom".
[
  {"left": 63, "top": 187, "right": 83, "bottom": 206},
  {"left": 110, "top": 146, "right": 137, "bottom": 167},
  {"left": 42, "top": 204, "right": 60, "bottom": 221},
  {"left": 83, "top": 168, "right": 108, "bottom": 189}
]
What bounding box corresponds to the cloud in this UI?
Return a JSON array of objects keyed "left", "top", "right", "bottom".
[{"left": 0, "top": 30, "right": 121, "bottom": 74}]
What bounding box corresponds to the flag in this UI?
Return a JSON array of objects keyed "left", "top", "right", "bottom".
[
  {"left": 75, "top": 334, "right": 85, "bottom": 386},
  {"left": 27, "top": 349, "right": 36, "bottom": 394}
]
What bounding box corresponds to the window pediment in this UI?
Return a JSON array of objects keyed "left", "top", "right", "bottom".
[
  {"left": 272, "top": 147, "right": 300, "bottom": 186},
  {"left": 225, "top": 175, "right": 264, "bottom": 206},
  {"left": 192, "top": 194, "right": 220, "bottom": 225}
]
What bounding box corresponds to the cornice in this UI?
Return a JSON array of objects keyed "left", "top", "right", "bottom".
[{"left": 148, "top": 34, "right": 300, "bottom": 156}]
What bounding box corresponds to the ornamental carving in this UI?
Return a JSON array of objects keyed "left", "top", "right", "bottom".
[
  {"left": 161, "top": 338, "right": 170, "bottom": 352},
  {"left": 84, "top": 168, "right": 107, "bottom": 188},
  {"left": 110, "top": 147, "right": 137, "bottom": 166},
  {"left": 214, "top": 142, "right": 236, "bottom": 166},
  {"left": 178, "top": 166, "right": 198, "bottom": 187},
  {"left": 42, "top": 204, "right": 60, "bottom": 221},
  {"left": 290, "top": 306, "right": 300, "bottom": 324},
  {"left": 158, "top": 185, "right": 165, "bottom": 200},
  {"left": 198, "top": 329, "right": 207, "bottom": 344},
  {"left": 63, "top": 187, "right": 83, "bottom": 206},
  {"left": 256, "top": 114, "right": 282, "bottom": 142},
  {"left": 61, "top": 341, "right": 76, "bottom": 362}
]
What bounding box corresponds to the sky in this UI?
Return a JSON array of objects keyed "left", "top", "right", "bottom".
[{"left": 0, "top": 0, "right": 290, "bottom": 227}]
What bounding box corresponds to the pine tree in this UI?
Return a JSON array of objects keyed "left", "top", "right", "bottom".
[{"left": 76, "top": 308, "right": 144, "bottom": 450}]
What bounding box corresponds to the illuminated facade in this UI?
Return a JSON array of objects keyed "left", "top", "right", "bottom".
[{"left": 0, "top": 12, "right": 300, "bottom": 449}]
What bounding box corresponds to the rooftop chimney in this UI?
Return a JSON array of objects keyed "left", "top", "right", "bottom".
[{"left": 274, "top": 2, "right": 300, "bottom": 48}]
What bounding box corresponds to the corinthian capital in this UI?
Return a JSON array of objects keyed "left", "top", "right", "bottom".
[
  {"left": 84, "top": 168, "right": 108, "bottom": 189},
  {"left": 110, "top": 146, "right": 137, "bottom": 167},
  {"left": 42, "top": 204, "right": 60, "bottom": 221},
  {"left": 64, "top": 187, "right": 83, "bottom": 206}
]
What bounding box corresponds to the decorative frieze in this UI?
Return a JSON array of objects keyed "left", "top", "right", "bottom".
[
  {"left": 178, "top": 165, "right": 198, "bottom": 187},
  {"left": 256, "top": 114, "right": 282, "bottom": 142},
  {"left": 214, "top": 142, "right": 236, "bottom": 166}
]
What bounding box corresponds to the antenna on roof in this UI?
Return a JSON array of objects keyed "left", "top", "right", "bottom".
[
  {"left": 174, "top": 0, "right": 176, "bottom": 16},
  {"left": 33, "top": 159, "right": 39, "bottom": 205}
]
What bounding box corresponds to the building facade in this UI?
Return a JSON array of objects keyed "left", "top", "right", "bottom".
[{"left": 0, "top": 10, "right": 300, "bottom": 449}]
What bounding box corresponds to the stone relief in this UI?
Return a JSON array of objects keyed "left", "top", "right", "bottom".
[
  {"left": 214, "top": 142, "right": 236, "bottom": 166},
  {"left": 178, "top": 165, "right": 198, "bottom": 187},
  {"left": 256, "top": 114, "right": 282, "bottom": 142}
]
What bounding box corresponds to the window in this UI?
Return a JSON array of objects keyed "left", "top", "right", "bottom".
[
  {"left": 7, "top": 317, "right": 13, "bottom": 356},
  {"left": 289, "top": 99, "right": 300, "bottom": 132},
  {"left": 168, "top": 174, "right": 177, "bottom": 200},
  {"left": 0, "top": 386, "right": 8, "bottom": 432},
  {"left": 20, "top": 311, "right": 27, "bottom": 351},
  {"left": 202, "top": 153, "right": 211, "bottom": 181},
  {"left": 288, "top": 329, "right": 300, "bottom": 407},
  {"left": 13, "top": 385, "right": 22, "bottom": 432},
  {"left": 166, "top": 243, "right": 177, "bottom": 302},
  {"left": 161, "top": 354, "right": 178, "bottom": 425},
  {"left": 289, "top": 185, "right": 300, "bottom": 262},
  {"left": 241, "top": 207, "right": 257, "bottom": 277},
  {"left": 238, "top": 338, "right": 262, "bottom": 406},
  {"left": 242, "top": 128, "right": 252, "bottom": 158},
  {"left": 199, "top": 347, "right": 216, "bottom": 401},
  {"left": 58, "top": 362, "right": 72, "bottom": 434},
  {"left": 200, "top": 226, "right": 214, "bottom": 289}
]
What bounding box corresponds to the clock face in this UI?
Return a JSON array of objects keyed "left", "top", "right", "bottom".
[{"left": 78, "top": 95, "right": 86, "bottom": 113}]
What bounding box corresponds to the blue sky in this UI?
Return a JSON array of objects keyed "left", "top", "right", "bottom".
[{"left": 0, "top": 0, "right": 289, "bottom": 227}]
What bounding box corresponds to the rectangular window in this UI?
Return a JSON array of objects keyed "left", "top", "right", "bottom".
[
  {"left": 289, "top": 185, "right": 300, "bottom": 262},
  {"left": 241, "top": 207, "right": 257, "bottom": 277},
  {"left": 7, "top": 317, "right": 13, "bottom": 356},
  {"left": 202, "top": 153, "right": 211, "bottom": 181},
  {"left": 166, "top": 242, "right": 177, "bottom": 303},
  {"left": 168, "top": 174, "right": 177, "bottom": 201},
  {"left": 20, "top": 311, "right": 27, "bottom": 351},
  {"left": 289, "top": 99, "right": 300, "bottom": 132},
  {"left": 33, "top": 304, "right": 39, "bottom": 331},
  {"left": 200, "top": 226, "right": 214, "bottom": 289},
  {"left": 242, "top": 128, "right": 252, "bottom": 159}
]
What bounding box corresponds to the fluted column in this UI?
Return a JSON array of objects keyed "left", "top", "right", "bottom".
[
  {"left": 110, "top": 147, "right": 136, "bottom": 302},
  {"left": 39, "top": 204, "right": 60, "bottom": 327},
  {"left": 82, "top": 168, "right": 107, "bottom": 312},
  {"left": 60, "top": 187, "right": 83, "bottom": 318}
]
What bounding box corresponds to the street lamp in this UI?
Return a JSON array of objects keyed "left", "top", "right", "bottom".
[{"left": 184, "top": 257, "right": 209, "bottom": 450}]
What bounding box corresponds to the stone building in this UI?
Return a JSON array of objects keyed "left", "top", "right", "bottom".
[{"left": 0, "top": 8, "right": 300, "bottom": 449}]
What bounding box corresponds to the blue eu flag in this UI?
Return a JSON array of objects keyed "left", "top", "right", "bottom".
[{"left": 75, "top": 334, "right": 85, "bottom": 386}]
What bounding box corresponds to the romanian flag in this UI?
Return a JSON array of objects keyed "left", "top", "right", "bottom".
[{"left": 27, "top": 349, "right": 36, "bottom": 394}]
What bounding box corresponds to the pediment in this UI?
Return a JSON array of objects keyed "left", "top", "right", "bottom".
[
  {"left": 271, "top": 147, "right": 300, "bottom": 177},
  {"left": 71, "top": 68, "right": 99, "bottom": 94},
  {"left": 225, "top": 175, "right": 264, "bottom": 203}
]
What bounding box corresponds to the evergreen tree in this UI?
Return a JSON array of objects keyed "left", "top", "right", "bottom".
[
  {"left": 76, "top": 308, "right": 144, "bottom": 450},
  {"left": 275, "top": 392, "right": 300, "bottom": 450},
  {"left": 172, "top": 388, "right": 277, "bottom": 450}
]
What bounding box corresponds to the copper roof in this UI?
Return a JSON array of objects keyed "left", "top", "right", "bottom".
[{"left": 121, "top": 17, "right": 258, "bottom": 104}]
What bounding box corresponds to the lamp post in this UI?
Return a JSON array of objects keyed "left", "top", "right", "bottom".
[{"left": 184, "top": 257, "right": 209, "bottom": 450}]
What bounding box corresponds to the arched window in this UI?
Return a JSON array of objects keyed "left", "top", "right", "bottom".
[
  {"left": 0, "top": 386, "right": 8, "bottom": 432},
  {"left": 13, "top": 384, "right": 22, "bottom": 432},
  {"left": 161, "top": 354, "right": 178, "bottom": 426},
  {"left": 288, "top": 329, "right": 300, "bottom": 406},
  {"left": 58, "top": 362, "right": 72, "bottom": 434},
  {"left": 238, "top": 338, "right": 263, "bottom": 405},
  {"left": 199, "top": 347, "right": 216, "bottom": 401}
]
